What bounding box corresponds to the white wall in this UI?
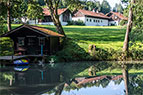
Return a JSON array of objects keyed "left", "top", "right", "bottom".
[
  {"left": 29, "top": 14, "right": 71, "bottom": 26},
  {"left": 72, "top": 17, "right": 109, "bottom": 26},
  {"left": 28, "top": 20, "right": 38, "bottom": 25},
  {"left": 38, "top": 22, "right": 68, "bottom": 26},
  {"left": 72, "top": 17, "right": 86, "bottom": 23},
  {"left": 85, "top": 17, "right": 109, "bottom": 26}
]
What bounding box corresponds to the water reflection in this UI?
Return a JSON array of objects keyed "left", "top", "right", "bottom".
[{"left": 0, "top": 62, "right": 143, "bottom": 95}]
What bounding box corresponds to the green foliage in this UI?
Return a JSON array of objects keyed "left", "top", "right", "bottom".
[
  {"left": 123, "top": 0, "right": 143, "bottom": 48},
  {"left": 86, "top": 1, "right": 96, "bottom": 11},
  {"left": 100, "top": 0, "right": 111, "bottom": 14},
  {"left": 0, "top": 37, "right": 13, "bottom": 56},
  {"left": 0, "top": 17, "right": 7, "bottom": 35},
  {"left": 26, "top": 3, "right": 44, "bottom": 21},
  {"left": 56, "top": 39, "right": 90, "bottom": 62},
  {"left": 113, "top": 3, "right": 124, "bottom": 13},
  {"left": 120, "top": 20, "right": 128, "bottom": 25},
  {"left": 67, "top": 20, "right": 85, "bottom": 26}
]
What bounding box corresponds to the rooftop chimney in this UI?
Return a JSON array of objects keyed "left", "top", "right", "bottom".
[
  {"left": 92, "top": 8, "right": 95, "bottom": 12},
  {"left": 96, "top": 9, "right": 99, "bottom": 13}
]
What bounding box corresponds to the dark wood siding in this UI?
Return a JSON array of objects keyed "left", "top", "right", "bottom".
[{"left": 8, "top": 28, "right": 51, "bottom": 55}]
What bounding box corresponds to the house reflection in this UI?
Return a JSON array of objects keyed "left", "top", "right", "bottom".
[
  {"left": 0, "top": 65, "right": 61, "bottom": 95},
  {"left": 1, "top": 63, "right": 143, "bottom": 95}
]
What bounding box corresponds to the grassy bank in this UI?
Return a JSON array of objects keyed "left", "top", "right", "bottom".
[{"left": 1, "top": 24, "right": 143, "bottom": 61}]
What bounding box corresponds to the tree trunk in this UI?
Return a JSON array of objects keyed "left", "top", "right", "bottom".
[
  {"left": 35, "top": 19, "right": 36, "bottom": 25},
  {"left": 7, "top": 0, "right": 12, "bottom": 31},
  {"left": 123, "top": 0, "right": 134, "bottom": 52},
  {"left": 44, "top": 0, "right": 66, "bottom": 37},
  {"left": 51, "top": 14, "right": 66, "bottom": 36},
  {"left": 122, "top": 67, "right": 129, "bottom": 95}
]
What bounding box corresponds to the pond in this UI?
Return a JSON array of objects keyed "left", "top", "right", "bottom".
[{"left": 0, "top": 61, "right": 143, "bottom": 95}]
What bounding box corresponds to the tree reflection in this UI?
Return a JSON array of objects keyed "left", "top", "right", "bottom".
[
  {"left": 122, "top": 64, "right": 129, "bottom": 95},
  {"left": 1, "top": 62, "right": 143, "bottom": 95}
]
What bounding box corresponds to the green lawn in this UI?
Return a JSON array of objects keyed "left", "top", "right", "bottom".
[
  {"left": 12, "top": 24, "right": 126, "bottom": 51},
  {"left": 7, "top": 24, "right": 142, "bottom": 61},
  {"left": 35, "top": 25, "right": 126, "bottom": 51}
]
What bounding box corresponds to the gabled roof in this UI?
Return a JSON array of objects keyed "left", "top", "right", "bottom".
[
  {"left": 1, "top": 24, "right": 64, "bottom": 37},
  {"left": 106, "top": 12, "right": 128, "bottom": 20},
  {"left": 43, "top": 8, "right": 68, "bottom": 16},
  {"left": 74, "top": 9, "right": 110, "bottom": 19}
]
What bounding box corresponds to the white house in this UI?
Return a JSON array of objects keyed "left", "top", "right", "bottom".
[
  {"left": 28, "top": 8, "right": 72, "bottom": 26},
  {"left": 106, "top": 12, "right": 128, "bottom": 26},
  {"left": 72, "top": 10, "right": 110, "bottom": 26}
]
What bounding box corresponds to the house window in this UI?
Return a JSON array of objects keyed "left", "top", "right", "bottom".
[
  {"left": 98, "top": 20, "right": 100, "bottom": 23},
  {"left": 101, "top": 20, "right": 102, "bottom": 23},
  {"left": 90, "top": 19, "right": 92, "bottom": 22},
  {"left": 96, "top": 20, "right": 97, "bottom": 22},
  {"left": 94, "top": 20, "right": 95, "bottom": 22},
  {"left": 28, "top": 38, "right": 35, "bottom": 45},
  {"left": 18, "top": 37, "right": 25, "bottom": 46},
  {"left": 87, "top": 19, "right": 88, "bottom": 21},
  {"left": 39, "top": 37, "right": 45, "bottom": 46}
]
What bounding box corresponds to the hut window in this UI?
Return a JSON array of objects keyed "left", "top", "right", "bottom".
[
  {"left": 28, "top": 38, "right": 35, "bottom": 45},
  {"left": 39, "top": 37, "right": 45, "bottom": 46},
  {"left": 18, "top": 37, "right": 25, "bottom": 46}
]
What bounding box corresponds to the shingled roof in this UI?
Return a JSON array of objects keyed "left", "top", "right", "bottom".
[
  {"left": 1, "top": 24, "right": 64, "bottom": 37},
  {"left": 74, "top": 9, "right": 110, "bottom": 19},
  {"left": 106, "top": 12, "right": 128, "bottom": 20},
  {"left": 43, "top": 8, "right": 67, "bottom": 16}
]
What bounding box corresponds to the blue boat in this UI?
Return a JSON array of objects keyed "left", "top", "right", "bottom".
[
  {"left": 14, "top": 66, "right": 29, "bottom": 72},
  {"left": 14, "top": 59, "right": 29, "bottom": 65}
]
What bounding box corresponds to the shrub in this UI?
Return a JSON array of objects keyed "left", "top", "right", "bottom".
[
  {"left": 56, "top": 39, "right": 90, "bottom": 62},
  {"left": 67, "top": 20, "right": 85, "bottom": 26},
  {"left": 120, "top": 20, "right": 127, "bottom": 26}
]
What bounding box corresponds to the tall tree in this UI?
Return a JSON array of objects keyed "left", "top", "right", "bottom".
[
  {"left": 117, "top": 3, "right": 124, "bottom": 13},
  {"left": 26, "top": 3, "right": 43, "bottom": 24},
  {"left": 123, "top": 0, "right": 135, "bottom": 52},
  {"left": 86, "top": 1, "right": 96, "bottom": 11},
  {"left": 44, "top": 0, "right": 65, "bottom": 36},
  {"left": 0, "top": 2, "right": 7, "bottom": 34},
  {"left": 95, "top": 1, "right": 101, "bottom": 12},
  {"left": 44, "top": 0, "right": 81, "bottom": 36},
  {"left": 113, "top": 3, "right": 118, "bottom": 12},
  {"left": 0, "top": 0, "right": 23, "bottom": 31},
  {"left": 6, "top": 0, "right": 11, "bottom": 31},
  {"left": 100, "top": 0, "right": 111, "bottom": 14},
  {"left": 122, "top": 65, "right": 129, "bottom": 95}
]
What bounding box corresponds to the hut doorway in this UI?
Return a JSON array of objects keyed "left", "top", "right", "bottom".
[{"left": 27, "top": 37, "right": 38, "bottom": 55}]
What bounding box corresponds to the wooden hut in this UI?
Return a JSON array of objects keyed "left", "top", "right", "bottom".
[{"left": 1, "top": 24, "right": 64, "bottom": 55}]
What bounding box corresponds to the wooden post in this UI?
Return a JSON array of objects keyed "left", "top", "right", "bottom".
[
  {"left": 41, "top": 44, "right": 43, "bottom": 56},
  {"left": 12, "top": 40, "right": 14, "bottom": 61}
]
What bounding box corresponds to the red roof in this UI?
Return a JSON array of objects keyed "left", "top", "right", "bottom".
[
  {"left": 27, "top": 25, "right": 64, "bottom": 37},
  {"left": 75, "top": 10, "right": 110, "bottom": 19},
  {"left": 1, "top": 24, "right": 64, "bottom": 37},
  {"left": 43, "top": 8, "right": 67, "bottom": 16},
  {"left": 110, "top": 12, "right": 128, "bottom": 20}
]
